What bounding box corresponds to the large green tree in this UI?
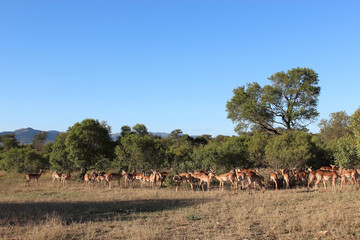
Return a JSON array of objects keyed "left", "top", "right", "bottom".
[
  {"left": 226, "top": 67, "right": 320, "bottom": 135},
  {"left": 57, "top": 119, "right": 114, "bottom": 174}
]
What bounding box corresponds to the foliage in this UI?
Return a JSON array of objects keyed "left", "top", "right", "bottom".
[
  {"left": 349, "top": 106, "right": 360, "bottom": 157},
  {"left": 32, "top": 131, "right": 48, "bottom": 151},
  {"left": 334, "top": 135, "right": 359, "bottom": 168},
  {"left": 265, "top": 130, "right": 315, "bottom": 169},
  {"left": 114, "top": 134, "right": 167, "bottom": 171},
  {"left": 192, "top": 136, "right": 251, "bottom": 173},
  {"left": 0, "top": 134, "right": 19, "bottom": 150},
  {"left": 318, "top": 111, "right": 350, "bottom": 142},
  {"left": 226, "top": 67, "right": 320, "bottom": 135},
  {"left": 0, "top": 145, "right": 48, "bottom": 173}
]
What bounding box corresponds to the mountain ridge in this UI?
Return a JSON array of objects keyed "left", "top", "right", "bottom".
[{"left": 0, "top": 128, "right": 170, "bottom": 144}]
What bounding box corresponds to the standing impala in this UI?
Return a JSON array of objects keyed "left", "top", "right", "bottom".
[
  {"left": 25, "top": 169, "right": 44, "bottom": 187},
  {"left": 199, "top": 171, "right": 215, "bottom": 191},
  {"left": 214, "top": 170, "right": 237, "bottom": 192},
  {"left": 52, "top": 171, "right": 62, "bottom": 186},
  {"left": 279, "top": 169, "right": 290, "bottom": 189},
  {"left": 270, "top": 172, "right": 278, "bottom": 190}
]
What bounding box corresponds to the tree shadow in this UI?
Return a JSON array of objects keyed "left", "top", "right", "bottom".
[{"left": 0, "top": 198, "right": 210, "bottom": 226}]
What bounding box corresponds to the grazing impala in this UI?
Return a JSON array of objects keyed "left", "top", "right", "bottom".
[
  {"left": 244, "top": 171, "right": 265, "bottom": 194},
  {"left": 52, "top": 171, "right": 62, "bottom": 185},
  {"left": 279, "top": 169, "right": 290, "bottom": 189},
  {"left": 25, "top": 169, "right": 44, "bottom": 187}
]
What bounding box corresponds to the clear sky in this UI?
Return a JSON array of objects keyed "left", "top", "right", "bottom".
[{"left": 1, "top": 0, "right": 359, "bottom": 137}]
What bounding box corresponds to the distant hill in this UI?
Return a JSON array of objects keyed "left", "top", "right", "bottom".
[
  {"left": 0, "top": 128, "right": 61, "bottom": 144},
  {"left": 0, "top": 128, "right": 171, "bottom": 144}
]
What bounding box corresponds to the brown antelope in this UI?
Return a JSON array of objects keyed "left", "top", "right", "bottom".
[
  {"left": 89, "top": 171, "right": 98, "bottom": 185},
  {"left": 132, "top": 170, "right": 145, "bottom": 185},
  {"left": 244, "top": 171, "right": 265, "bottom": 194},
  {"left": 95, "top": 173, "right": 107, "bottom": 187},
  {"left": 141, "top": 175, "right": 151, "bottom": 186},
  {"left": 149, "top": 170, "right": 161, "bottom": 188},
  {"left": 235, "top": 169, "right": 247, "bottom": 190},
  {"left": 84, "top": 172, "right": 91, "bottom": 186},
  {"left": 320, "top": 166, "right": 332, "bottom": 171},
  {"left": 106, "top": 172, "right": 123, "bottom": 188},
  {"left": 60, "top": 173, "right": 71, "bottom": 186},
  {"left": 214, "top": 171, "right": 237, "bottom": 191},
  {"left": 173, "top": 175, "right": 183, "bottom": 192},
  {"left": 158, "top": 171, "right": 168, "bottom": 187},
  {"left": 122, "top": 170, "right": 134, "bottom": 187},
  {"left": 198, "top": 171, "right": 215, "bottom": 191},
  {"left": 314, "top": 169, "right": 338, "bottom": 193},
  {"left": 25, "top": 169, "right": 44, "bottom": 187},
  {"left": 52, "top": 171, "right": 62, "bottom": 185},
  {"left": 294, "top": 169, "right": 308, "bottom": 188},
  {"left": 279, "top": 168, "right": 290, "bottom": 189},
  {"left": 178, "top": 172, "right": 195, "bottom": 190},
  {"left": 337, "top": 167, "right": 357, "bottom": 190},
  {"left": 270, "top": 172, "right": 278, "bottom": 190}
]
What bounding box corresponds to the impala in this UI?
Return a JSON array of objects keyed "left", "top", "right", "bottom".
[
  {"left": 52, "top": 171, "right": 62, "bottom": 185},
  {"left": 320, "top": 166, "right": 332, "bottom": 171},
  {"left": 149, "top": 170, "right": 161, "bottom": 188},
  {"left": 279, "top": 169, "right": 290, "bottom": 189},
  {"left": 337, "top": 167, "right": 357, "bottom": 190},
  {"left": 178, "top": 172, "right": 195, "bottom": 190},
  {"left": 214, "top": 171, "right": 237, "bottom": 191},
  {"left": 198, "top": 171, "right": 215, "bottom": 191},
  {"left": 25, "top": 169, "right": 44, "bottom": 187},
  {"left": 158, "top": 171, "right": 168, "bottom": 187},
  {"left": 294, "top": 169, "right": 308, "bottom": 187},
  {"left": 235, "top": 169, "right": 247, "bottom": 190},
  {"left": 270, "top": 172, "right": 278, "bottom": 190},
  {"left": 122, "top": 170, "right": 134, "bottom": 187},
  {"left": 314, "top": 169, "right": 338, "bottom": 193},
  {"left": 84, "top": 172, "right": 91, "bottom": 185},
  {"left": 173, "top": 175, "right": 182, "bottom": 192},
  {"left": 106, "top": 172, "right": 123, "bottom": 188},
  {"left": 132, "top": 170, "right": 145, "bottom": 184},
  {"left": 244, "top": 171, "right": 265, "bottom": 194},
  {"left": 60, "top": 173, "right": 71, "bottom": 186}
]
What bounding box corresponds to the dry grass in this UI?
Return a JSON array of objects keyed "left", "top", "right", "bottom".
[{"left": 0, "top": 171, "right": 359, "bottom": 239}]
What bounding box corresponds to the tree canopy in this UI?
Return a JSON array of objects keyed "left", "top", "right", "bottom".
[{"left": 226, "top": 67, "right": 320, "bottom": 135}]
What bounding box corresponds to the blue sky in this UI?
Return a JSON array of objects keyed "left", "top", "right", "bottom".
[{"left": 1, "top": 0, "right": 359, "bottom": 137}]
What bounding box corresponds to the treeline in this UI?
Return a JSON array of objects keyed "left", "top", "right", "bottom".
[
  {"left": 1, "top": 67, "right": 359, "bottom": 175},
  {"left": 1, "top": 108, "right": 359, "bottom": 175}
]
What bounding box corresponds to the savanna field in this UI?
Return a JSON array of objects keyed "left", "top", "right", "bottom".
[{"left": 0, "top": 171, "right": 359, "bottom": 240}]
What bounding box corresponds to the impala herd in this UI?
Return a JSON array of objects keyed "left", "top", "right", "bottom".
[{"left": 24, "top": 165, "right": 360, "bottom": 193}]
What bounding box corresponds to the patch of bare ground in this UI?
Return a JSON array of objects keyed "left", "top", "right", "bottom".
[{"left": 0, "top": 172, "right": 359, "bottom": 239}]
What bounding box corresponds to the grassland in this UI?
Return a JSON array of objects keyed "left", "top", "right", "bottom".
[{"left": 0, "top": 171, "right": 359, "bottom": 240}]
